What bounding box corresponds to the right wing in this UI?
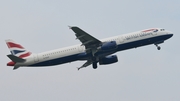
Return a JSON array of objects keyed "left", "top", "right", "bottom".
[{"left": 77, "top": 60, "right": 92, "bottom": 70}]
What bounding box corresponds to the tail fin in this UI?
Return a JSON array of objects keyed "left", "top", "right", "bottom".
[{"left": 5, "top": 39, "right": 32, "bottom": 58}]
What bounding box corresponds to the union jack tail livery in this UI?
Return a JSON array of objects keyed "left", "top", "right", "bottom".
[
  {"left": 5, "top": 39, "right": 32, "bottom": 58},
  {"left": 6, "top": 39, "right": 33, "bottom": 70}
]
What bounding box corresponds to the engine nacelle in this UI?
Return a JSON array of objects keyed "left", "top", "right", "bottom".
[
  {"left": 99, "top": 55, "right": 118, "bottom": 65},
  {"left": 100, "top": 41, "right": 117, "bottom": 51}
]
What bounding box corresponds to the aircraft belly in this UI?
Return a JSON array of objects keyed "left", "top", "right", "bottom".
[{"left": 29, "top": 54, "right": 79, "bottom": 66}]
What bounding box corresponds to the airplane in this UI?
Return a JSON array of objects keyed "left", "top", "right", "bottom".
[{"left": 6, "top": 26, "right": 173, "bottom": 70}]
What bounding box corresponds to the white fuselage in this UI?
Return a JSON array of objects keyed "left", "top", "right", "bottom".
[{"left": 16, "top": 28, "right": 173, "bottom": 67}]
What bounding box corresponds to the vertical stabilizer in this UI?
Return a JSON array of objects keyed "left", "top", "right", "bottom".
[{"left": 5, "top": 39, "right": 32, "bottom": 58}]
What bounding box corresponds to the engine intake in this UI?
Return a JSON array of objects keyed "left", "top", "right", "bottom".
[{"left": 99, "top": 55, "right": 118, "bottom": 65}]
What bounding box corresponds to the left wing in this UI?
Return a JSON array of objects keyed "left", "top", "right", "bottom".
[
  {"left": 70, "top": 26, "right": 102, "bottom": 70},
  {"left": 70, "top": 26, "right": 102, "bottom": 49}
]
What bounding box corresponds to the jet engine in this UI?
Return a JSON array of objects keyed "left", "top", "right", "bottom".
[
  {"left": 100, "top": 41, "right": 117, "bottom": 51},
  {"left": 99, "top": 55, "right": 118, "bottom": 65}
]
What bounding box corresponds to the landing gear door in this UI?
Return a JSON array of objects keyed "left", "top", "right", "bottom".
[{"left": 34, "top": 54, "right": 39, "bottom": 62}]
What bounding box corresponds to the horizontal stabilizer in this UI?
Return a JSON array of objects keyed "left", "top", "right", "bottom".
[
  {"left": 7, "top": 54, "right": 25, "bottom": 62},
  {"left": 13, "top": 66, "right": 20, "bottom": 70}
]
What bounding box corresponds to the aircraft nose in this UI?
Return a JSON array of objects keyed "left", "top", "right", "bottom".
[
  {"left": 166, "top": 30, "right": 173, "bottom": 38},
  {"left": 169, "top": 33, "right": 173, "bottom": 38},
  {"left": 167, "top": 33, "right": 173, "bottom": 39},
  {"left": 170, "top": 33, "right": 173, "bottom": 37}
]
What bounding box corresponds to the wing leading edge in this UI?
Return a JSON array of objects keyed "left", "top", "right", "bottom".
[{"left": 70, "top": 26, "right": 102, "bottom": 49}]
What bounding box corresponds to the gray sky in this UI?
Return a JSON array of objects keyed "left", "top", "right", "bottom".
[{"left": 0, "top": 0, "right": 180, "bottom": 101}]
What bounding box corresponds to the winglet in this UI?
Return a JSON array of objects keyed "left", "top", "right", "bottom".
[
  {"left": 68, "top": 26, "right": 72, "bottom": 29},
  {"left": 7, "top": 54, "right": 25, "bottom": 62}
]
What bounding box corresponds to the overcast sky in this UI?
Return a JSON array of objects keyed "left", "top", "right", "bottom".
[{"left": 0, "top": 0, "right": 180, "bottom": 101}]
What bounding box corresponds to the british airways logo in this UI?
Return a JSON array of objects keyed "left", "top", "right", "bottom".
[
  {"left": 6, "top": 42, "right": 31, "bottom": 58},
  {"left": 142, "top": 29, "right": 158, "bottom": 32}
]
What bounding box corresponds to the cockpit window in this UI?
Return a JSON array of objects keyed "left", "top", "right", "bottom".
[{"left": 160, "top": 29, "right": 165, "bottom": 31}]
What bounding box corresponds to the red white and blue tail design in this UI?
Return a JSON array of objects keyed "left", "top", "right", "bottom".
[{"left": 5, "top": 39, "right": 32, "bottom": 58}]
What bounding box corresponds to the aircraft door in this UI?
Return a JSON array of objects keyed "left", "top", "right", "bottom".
[
  {"left": 119, "top": 36, "right": 125, "bottom": 43},
  {"left": 34, "top": 54, "right": 39, "bottom": 62},
  {"left": 152, "top": 30, "right": 158, "bottom": 36}
]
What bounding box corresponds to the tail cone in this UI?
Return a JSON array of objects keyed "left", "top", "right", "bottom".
[{"left": 7, "top": 61, "right": 15, "bottom": 66}]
